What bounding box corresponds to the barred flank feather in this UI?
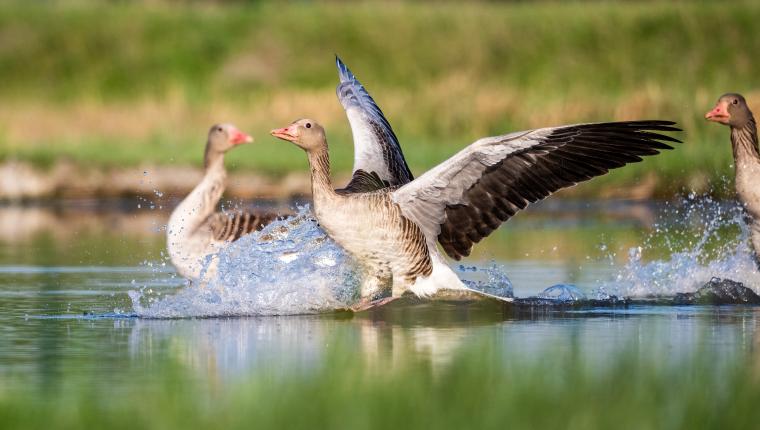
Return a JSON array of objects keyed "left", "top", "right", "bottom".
[{"left": 209, "top": 210, "right": 279, "bottom": 242}]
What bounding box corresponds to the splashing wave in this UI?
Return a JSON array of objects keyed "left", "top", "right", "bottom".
[
  {"left": 130, "top": 205, "right": 514, "bottom": 318},
  {"left": 605, "top": 194, "right": 760, "bottom": 297},
  {"left": 130, "top": 206, "right": 361, "bottom": 317}
]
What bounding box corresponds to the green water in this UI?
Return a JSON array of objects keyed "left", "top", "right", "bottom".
[{"left": 1, "top": 199, "right": 759, "bottom": 429}]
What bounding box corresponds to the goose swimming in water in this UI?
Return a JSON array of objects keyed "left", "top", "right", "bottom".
[
  {"left": 167, "top": 124, "right": 280, "bottom": 280},
  {"left": 705, "top": 93, "right": 760, "bottom": 265},
  {"left": 168, "top": 58, "right": 410, "bottom": 282},
  {"left": 272, "top": 118, "right": 680, "bottom": 307}
]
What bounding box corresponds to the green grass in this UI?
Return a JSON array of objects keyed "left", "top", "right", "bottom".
[
  {"left": 0, "top": 0, "right": 758, "bottom": 197},
  {"left": 1, "top": 341, "right": 758, "bottom": 430}
]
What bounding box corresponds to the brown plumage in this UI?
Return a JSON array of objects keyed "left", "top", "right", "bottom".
[
  {"left": 436, "top": 121, "right": 679, "bottom": 259},
  {"left": 208, "top": 210, "right": 279, "bottom": 242}
]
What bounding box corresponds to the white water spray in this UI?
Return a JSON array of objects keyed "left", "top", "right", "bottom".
[
  {"left": 130, "top": 206, "right": 361, "bottom": 317},
  {"left": 603, "top": 194, "right": 760, "bottom": 297}
]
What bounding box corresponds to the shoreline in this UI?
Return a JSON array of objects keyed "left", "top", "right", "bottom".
[
  {"left": 0, "top": 160, "right": 317, "bottom": 201},
  {"left": 0, "top": 160, "right": 681, "bottom": 201}
]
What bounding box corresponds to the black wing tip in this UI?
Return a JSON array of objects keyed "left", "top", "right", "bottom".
[
  {"left": 636, "top": 120, "right": 682, "bottom": 145},
  {"left": 619, "top": 120, "right": 682, "bottom": 133},
  {"left": 583, "top": 119, "right": 679, "bottom": 129},
  {"left": 575, "top": 120, "right": 682, "bottom": 144}
]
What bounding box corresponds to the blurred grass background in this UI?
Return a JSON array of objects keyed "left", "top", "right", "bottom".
[{"left": 0, "top": 0, "right": 758, "bottom": 197}]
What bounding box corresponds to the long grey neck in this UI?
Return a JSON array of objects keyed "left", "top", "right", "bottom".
[
  {"left": 168, "top": 145, "right": 226, "bottom": 236},
  {"left": 307, "top": 147, "right": 336, "bottom": 199},
  {"left": 204, "top": 144, "right": 226, "bottom": 171},
  {"left": 731, "top": 117, "right": 759, "bottom": 164}
]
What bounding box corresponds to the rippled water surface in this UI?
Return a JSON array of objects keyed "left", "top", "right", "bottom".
[{"left": 2, "top": 198, "right": 760, "bottom": 393}]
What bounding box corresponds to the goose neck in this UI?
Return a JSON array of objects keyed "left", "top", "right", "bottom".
[
  {"left": 307, "top": 147, "right": 335, "bottom": 198},
  {"left": 731, "top": 117, "right": 760, "bottom": 163}
]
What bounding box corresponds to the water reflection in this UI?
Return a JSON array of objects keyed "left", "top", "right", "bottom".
[{"left": 119, "top": 304, "right": 760, "bottom": 384}]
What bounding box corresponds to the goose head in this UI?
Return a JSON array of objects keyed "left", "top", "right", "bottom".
[
  {"left": 270, "top": 119, "right": 326, "bottom": 152},
  {"left": 204, "top": 123, "right": 252, "bottom": 169},
  {"left": 706, "top": 93, "right": 754, "bottom": 128},
  {"left": 207, "top": 123, "right": 254, "bottom": 152}
]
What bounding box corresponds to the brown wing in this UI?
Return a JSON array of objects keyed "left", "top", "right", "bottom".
[
  {"left": 438, "top": 121, "right": 679, "bottom": 259},
  {"left": 208, "top": 210, "right": 279, "bottom": 242},
  {"left": 392, "top": 120, "right": 680, "bottom": 261}
]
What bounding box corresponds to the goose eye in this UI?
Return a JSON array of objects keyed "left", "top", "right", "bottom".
[
  {"left": 305, "top": 123, "right": 312, "bottom": 129},
  {"left": 217, "top": 127, "right": 223, "bottom": 132},
  {"left": 733, "top": 99, "right": 739, "bottom": 105}
]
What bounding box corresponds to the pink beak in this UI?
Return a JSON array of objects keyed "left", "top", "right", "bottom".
[
  {"left": 229, "top": 127, "right": 253, "bottom": 145},
  {"left": 705, "top": 102, "right": 730, "bottom": 124},
  {"left": 270, "top": 125, "right": 298, "bottom": 142}
]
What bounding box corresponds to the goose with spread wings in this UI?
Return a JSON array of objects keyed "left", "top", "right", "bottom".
[{"left": 272, "top": 118, "right": 680, "bottom": 306}]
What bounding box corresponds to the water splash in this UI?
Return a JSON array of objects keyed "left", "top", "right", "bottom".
[
  {"left": 130, "top": 206, "right": 361, "bottom": 317},
  {"left": 602, "top": 194, "right": 760, "bottom": 297},
  {"left": 129, "top": 203, "right": 517, "bottom": 317},
  {"left": 538, "top": 284, "right": 586, "bottom": 302},
  {"left": 458, "top": 263, "right": 514, "bottom": 298}
]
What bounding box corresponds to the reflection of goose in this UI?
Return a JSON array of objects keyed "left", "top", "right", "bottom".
[
  {"left": 128, "top": 311, "right": 477, "bottom": 379},
  {"left": 272, "top": 119, "right": 679, "bottom": 307},
  {"left": 705, "top": 94, "right": 760, "bottom": 264},
  {"left": 167, "top": 124, "right": 279, "bottom": 280}
]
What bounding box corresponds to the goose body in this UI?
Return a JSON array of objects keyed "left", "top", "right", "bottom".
[
  {"left": 705, "top": 93, "right": 760, "bottom": 263},
  {"left": 273, "top": 119, "right": 680, "bottom": 305},
  {"left": 304, "top": 145, "right": 460, "bottom": 299},
  {"left": 167, "top": 124, "right": 277, "bottom": 281}
]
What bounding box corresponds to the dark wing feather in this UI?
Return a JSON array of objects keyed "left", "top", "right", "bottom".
[
  {"left": 208, "top": 210, "right": 279, "bottom": 242},
  {"left": 335, "top": 56, "right": 413, "bottom": 188},
  {"left": 393, "top": 121, "right": 681, "bottom": 260},
  {"left": 336, "top": 169, "right": 391, "bottom": 195}
]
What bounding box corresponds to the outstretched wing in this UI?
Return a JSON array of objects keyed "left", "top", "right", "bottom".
[
  {"left": 335, "top": 56, "right": 413, "bottom": 190},
  {"left": 208, "top": 210, "right": 279, "bottom": 242},
  {"left": 391, "top": 121, "right": 681, "bottom": 260}
]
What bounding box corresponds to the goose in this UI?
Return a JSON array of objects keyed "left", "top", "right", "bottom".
[
  {"left": 272, "top": 119, "right": 680, "bottom": 308},
  {"left": 705, "top": 93, "right": 760, "bottom": 264},
  {"left": 167, "top": 124, "right": 279, "bottom": 280},
  {"left": 168, "top": 59, "right": 410, "bottom": 282}
]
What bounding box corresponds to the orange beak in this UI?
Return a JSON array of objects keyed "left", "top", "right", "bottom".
[
  {"left": 229, "top": 127, "right": 253, "bottom": 145},
  {"left": 705, "top": 101, "right": 730, "bottom": 124},
  {"left": 270, "top": 125, "right": 298, "bottom": 142}
]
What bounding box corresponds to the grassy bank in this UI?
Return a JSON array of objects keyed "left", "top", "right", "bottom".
[
  {"left": 1, "top": 1, "right": 758, "bottom": 197},
  {"left": 1, "top": 341, "right": 758, "bottom": 430}
]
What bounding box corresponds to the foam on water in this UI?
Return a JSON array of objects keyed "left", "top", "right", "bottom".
[
  {"left": 129, "top": 204, "right": 516, "bottom": 318},
  {"left": 602, "top": 194, "right": 760, "bottom": 297},
  {"left": 130, "top": 206, "right": 362, "bottom": 317}
]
